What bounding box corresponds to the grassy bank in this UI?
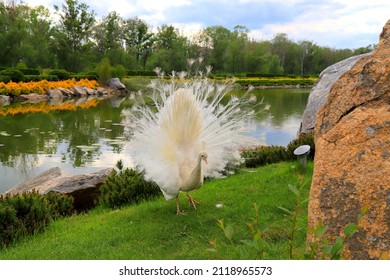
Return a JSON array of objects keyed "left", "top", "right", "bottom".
[
  {"left": 122, "top": 75, "right": 316, "bottom": 91},
  {"left": 0, "top": 161, "right": 313, "bottom": 260}
]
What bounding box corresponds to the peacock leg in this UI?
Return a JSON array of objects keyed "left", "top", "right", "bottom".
[
  {"left": 186, "top": 193, "right": 199, "bottom": 209},
  {"left": 176, "top": 197, "right": 185, "bottom": 215}
]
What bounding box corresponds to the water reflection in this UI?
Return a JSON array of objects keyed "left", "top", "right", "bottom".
[{"left": 0, "top": 88, "right": 309, "bottom": 193}]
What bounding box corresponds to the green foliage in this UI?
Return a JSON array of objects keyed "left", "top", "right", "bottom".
[
  {"left": 241, "top": 146, "right": 289, "bottom": 167},
  {"left": 111, "top": 64, "right": 127, "bottom": 79},
  {"left": 18, "top": 68, "right": 40, "bottom": 75},
  {"left": 277, "top": 176, "right": 310, "bottom": 259},
  {"left": 127, "top": 70, "right": 157, "bottom": 76},
  {"left": 0, "top": 69, "right": 24, "bottom": 82},
  {"left": 0, "top": 75, "right": 11, "bottom": 83},
  {"left": 48, "top": 69, "right": 71, "bottom": 80},
  {"left": 304, "top": 207, "right": 368, "bottom": 260},
  {"left": 96, "top": 58, "right": 112, "bottom": 83},
  {"left": 286, "top": 132, "right": 315, "bottom": 160},
  {"left": 242, "top": 133, "right": 315, "bottom": 168},
  {"left": 212, "top": 204, "right": 270, "bottom": 259},
  {"left": 99, "top": 160, "right": 161, "bottom": 209},
  {"left": 0, "top": 191, "right": 74, "bottom": 247}
]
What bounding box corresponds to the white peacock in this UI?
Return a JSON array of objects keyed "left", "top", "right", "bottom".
[{"left": 122, "top": 66, "right": 258, "bottom": 214}]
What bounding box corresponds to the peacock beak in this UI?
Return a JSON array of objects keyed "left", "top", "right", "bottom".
[{"left": 204, "top": 158, "right": 208, "bottom": 164}]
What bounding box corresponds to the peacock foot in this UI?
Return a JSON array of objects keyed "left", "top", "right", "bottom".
[{"left": 186, "top": 193, "right": 200, "bottom": 209}]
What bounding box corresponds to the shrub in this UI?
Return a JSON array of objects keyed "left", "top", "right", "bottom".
[
  {"left": 99, "top": 161, "right": 161, "bottom": 209},
  {"left": 241, "top": 133, "right": 315, "bottom": 168},
  {"left": 111, "top": 64, "right": 127, "bottom": 79},
  {"left": 96, "top": 58, "right": 112, "bottom": 83},
  {"left": 0, "top": 75, "right": 10, "bottom": 83},
  {"left": 48, "top": 69, "right": 71, "bottom": 80},
  {"left": 23, "top": 75, "right": 42, "bottom": 82},
  {"left": 241, "top": 146, "right": 289, "bottom": 167},
  {"left": 0, "top": 191, "right": 74, "bottom": 247},
  {"left": 0, "top": 69, "right": 24, "bottom": 82},
  {"left": 19, "top": 68, "right": 40, "bottom": 75},
  {"left": 286, "top": 132, "right": 315, "bottom": 160}
]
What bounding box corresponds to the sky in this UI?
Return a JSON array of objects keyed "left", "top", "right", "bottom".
[{"left": 22, "top": 0, "right": 389, "bottom": 49}]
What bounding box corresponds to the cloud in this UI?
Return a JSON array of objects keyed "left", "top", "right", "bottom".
[{"left": 22, "top": 0, "right": 389, "bottom": 49}]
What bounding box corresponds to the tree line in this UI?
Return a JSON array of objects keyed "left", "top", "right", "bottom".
[{"left": 0, "top": 0, "right": 375, "bottom": 76}]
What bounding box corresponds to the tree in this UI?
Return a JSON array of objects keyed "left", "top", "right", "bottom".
[
  {"left": 228, "top": 25, "right": 249, "bottom": 73},
  {"left": 203, "top": 26, "right": 231, "bottom": 72},
  {"left": 123, "top": 17, "right": 154, "bottom": 69},
  {"left": 148, "top": 24, "right": 188, "bottom": 72},
  {"left": 271, "top": 33, "right": 291, "bottom": 71},
  {"left": 0, "top": 2, "right": 29, "bottom": 66},
  {"left": 53, "top": 0, "right": 96, "bottom": 72}
]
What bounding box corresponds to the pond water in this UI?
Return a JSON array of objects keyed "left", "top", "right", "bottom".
[{"left": 0, "top": 88, "right": 310, "bottom": 193}]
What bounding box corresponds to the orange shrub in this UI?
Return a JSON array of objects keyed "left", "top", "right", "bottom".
[{"left": 0, "top": 79, "right": 99, "bottom": 97}]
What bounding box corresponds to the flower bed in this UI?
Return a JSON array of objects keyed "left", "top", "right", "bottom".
[{"left": 0, "top": 79, "right": 99, "bottom": 97}]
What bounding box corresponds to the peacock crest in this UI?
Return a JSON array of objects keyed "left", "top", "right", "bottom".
[{"left": 122, "top": 61, "right": 260, "bottom": 214}]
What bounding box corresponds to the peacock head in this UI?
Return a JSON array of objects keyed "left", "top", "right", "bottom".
[{"left": 199, "top": 151, "right": 208, "bottom": 164}]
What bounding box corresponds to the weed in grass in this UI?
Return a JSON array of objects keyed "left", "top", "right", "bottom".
[
  {"left": 304, "top": 206, "right": 368, "bottom": 260},
  {"left": 277, "top": 175, "right": 310, "bottom": 259},
  {"left": 210, "top": 203, "right": 270, "bottom": 260}
]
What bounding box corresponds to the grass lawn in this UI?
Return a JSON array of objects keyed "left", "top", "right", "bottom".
[{"left": 0, "top": 161, "right": 313, "bottom": 260}]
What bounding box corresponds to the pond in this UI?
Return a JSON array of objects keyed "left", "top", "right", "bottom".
[{"left": 0, "top": 88, "right": 310, "bottom": 193}]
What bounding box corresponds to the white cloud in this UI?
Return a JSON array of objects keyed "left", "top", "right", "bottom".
[{"left": 20, "top": 0, "right": 390, "bottom": 48}]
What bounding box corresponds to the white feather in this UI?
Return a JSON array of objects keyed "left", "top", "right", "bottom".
[{"left": 122, "top": 73, "right": 258, "bottom": 204}]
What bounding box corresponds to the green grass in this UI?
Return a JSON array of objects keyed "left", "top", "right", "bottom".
[{"left": 0, "top": 161, "right": 313, "bottom": 260}]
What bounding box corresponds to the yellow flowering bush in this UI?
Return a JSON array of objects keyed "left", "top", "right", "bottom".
[{"left": 0, "top": 79, "right": 99, "bottom": 97}]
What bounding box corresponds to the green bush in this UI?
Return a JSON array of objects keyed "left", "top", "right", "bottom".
[
  {"left": 241, "top": 133, "right": 315, "bottom": 168},
  {"left": 0, "top": 69, "right": 24, "bottom": 82},
  {"left": 0, "top": 75, "right": 11, "bottom": 83},
  {"left": 286, "top": 132, "right": 315, "bottom": 160},
  {"left": 111, "top": 64, "right": 127, "bottom": 79},
  {"left": 48, "top": 69, "right": 71, "bottom": 80},
  {"left": 99, "top": 161, "right": 161, "bottom": 209},
  {"left": 0, "top": 191, "right": 74, "bottom": 247},
  {"left": 19, "top": 68, "right": 40, "bottom": 75},
  {"left": 96, "top": 58, "right": 112, "bottom": 83},
  {"left": 241, "top": 146, "right": 289, "bottom": 167},
  {"left": 23, "top": 75, "right": 42, "bottom": 82}
]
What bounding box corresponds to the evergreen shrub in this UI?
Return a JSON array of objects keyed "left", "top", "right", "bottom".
[
  {"left": 241, "top": 132, "right": 315, "bottom": 167},
  {"left": 0, "top": 69, "right": 24, "bottom": 82},
  {"left": 0, "top": 191, "right": 74, "bottom": 247},
  {"left": 99, "top": 161, "right": 161, "bottom": 209},
  {"left": 48, "top": 69, "right": 71, "bottom": 80}
]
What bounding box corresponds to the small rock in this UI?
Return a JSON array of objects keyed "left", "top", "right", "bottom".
[
  {"left": 72, "top": 85, "right": 88, "bottom": 96},
  {"left": 0, "top": 95, "right": 11, "bottom": 106},
  {"left": 108, "top": 77, "right": 126, "bottom": 90}
]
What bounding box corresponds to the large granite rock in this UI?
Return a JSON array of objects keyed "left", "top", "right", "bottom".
[
  {"left": 307, "top": 20, "right": 390, "bottom": 259},
  {"left": 300, "top": 52, "right": 371, "bottom": 133},
  {"left": 7, "top": 167, "right": 113, "bottom": 211}
]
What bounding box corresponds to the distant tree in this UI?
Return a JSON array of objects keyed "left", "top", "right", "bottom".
[
  {"left": 53, "top": 0, "right": 96, "bottom": 72},
  {"left": 148, "top": 24, "right": 188, "bottom": 72},
  {"left": 123, "top": 17, "right": 154, "bottom": 69},
  {"left": 0, "top": 2, "right": 29, "bottom": 66},
  {"left": 203, "top": 25, "right": 231, "bottom": 72}
]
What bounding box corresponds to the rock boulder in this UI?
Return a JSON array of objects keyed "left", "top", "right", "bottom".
[
  {"left": 7, "top": 167, "right": 113, "bottom": 211},
  {"left": 300, "top": 52, "right": 371, "bottom": 133},
  {"left": 108, "top": 77, "right": 126, "bottom": 90},
  {"left": 307, "top": 20, "right": 390, "bottom": 259}
]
